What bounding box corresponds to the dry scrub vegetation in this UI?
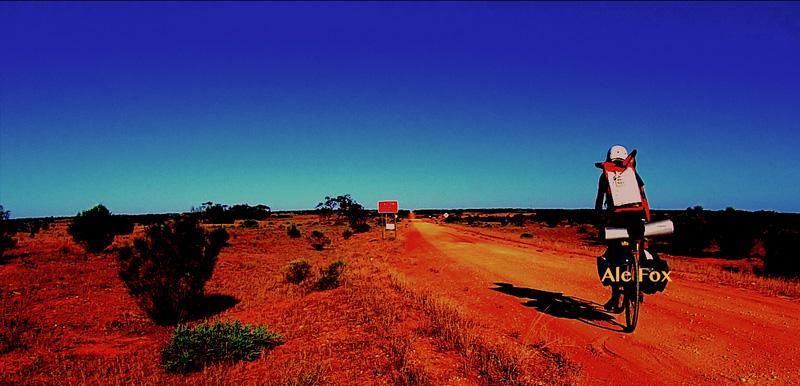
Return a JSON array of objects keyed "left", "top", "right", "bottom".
[{"left": 0, "top": 214, "right": 576, "bottom": 385}]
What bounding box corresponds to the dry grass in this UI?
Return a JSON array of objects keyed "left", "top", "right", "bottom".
[
  {"left": 347, "top": 272, "right": 433, "bottom": 385},
  {"left": 0, "top": 288, "right": 37, "bottom": 354},
  {"left": 669, "top": 257, "right": 800, "bottom": 299},
  {"left": 387, "top": 272, "right": 580, "bottom": 385}
]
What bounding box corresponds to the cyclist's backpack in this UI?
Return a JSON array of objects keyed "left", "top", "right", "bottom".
[
  {"left": 640, "top": 249, "right": 669, "bottom": 294},
  {"left": 596, "top": 152, "right": 643, "bottom": 210}
]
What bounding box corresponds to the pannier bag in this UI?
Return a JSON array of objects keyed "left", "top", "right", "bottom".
[
  {"left": 597, "top": 248, "right": 669, "bottom": 294},
  {"left": 639, "top": 250, "right": 669, "bottom": 294}
]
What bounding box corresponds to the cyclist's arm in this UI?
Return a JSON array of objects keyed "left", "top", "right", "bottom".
[
  {"left": 595, "top": 175, "right": 606, "bottom": 213},
  {"left": 640, "top": 187, "right": 651, "bottom": 222},
  {"left": 635, "top": 172, "right": 651, "bottom": 222}
]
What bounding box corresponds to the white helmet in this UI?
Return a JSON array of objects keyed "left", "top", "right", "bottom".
[{"left": 607, "top": 145, "right": 628, "bottom": 162}]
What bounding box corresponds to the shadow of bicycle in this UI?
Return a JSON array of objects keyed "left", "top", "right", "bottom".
[{"left": 491, "top": 282, "right": 625, "bottom": 332}]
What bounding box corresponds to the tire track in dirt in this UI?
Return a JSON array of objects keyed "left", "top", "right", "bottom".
[{"left": 391, "top": 220, "right": 800, "bottom": 385}]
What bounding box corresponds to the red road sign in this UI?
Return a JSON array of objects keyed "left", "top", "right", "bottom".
[{"left": 378, "top": 200, "right": 399, "bottom": 214}]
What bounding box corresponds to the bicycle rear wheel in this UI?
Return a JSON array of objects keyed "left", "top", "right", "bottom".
[{"left": 623, "top": 245, "right": 641, "bottom": 333}]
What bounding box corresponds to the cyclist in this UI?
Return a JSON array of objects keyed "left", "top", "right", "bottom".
[{"left": 595, "top": 145, "right": 651, "bottom": 312}]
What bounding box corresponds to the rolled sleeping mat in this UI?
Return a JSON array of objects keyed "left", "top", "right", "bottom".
[{"left": 604, "top": 220, "right": 674, "bottom": 240}]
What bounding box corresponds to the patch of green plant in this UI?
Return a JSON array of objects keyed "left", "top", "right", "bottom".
[
  {"left": 317, "top": 261, "right": 346, "bottom": 290},
  {"left": 342, "top": 229, "right": 353, "bottom": 240},
  {"left": 161, "top": 320, "right": 283, "bottom": 373},
  {"left": 520, "top": 233, "right": 534, "bottom": 239}
]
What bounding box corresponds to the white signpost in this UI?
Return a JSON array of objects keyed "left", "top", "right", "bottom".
[{"left": 378, "top": 200, "right": 399, "bottom": 239}]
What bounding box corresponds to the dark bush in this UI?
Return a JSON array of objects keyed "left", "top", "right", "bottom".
[
  {"left": 117, "top": 217, "right": 229, "bottom": 324},
  {"left": 111, "top": 217, "right": 135, "bottom": 235},
  {"left": 228, "top": 204, "right": 271, "bottom": 220},
  {"left": 0, "top": 206, "right": 17, "bottom": 258},
  {"left": 239, "top": 219, "right": 260, "bottom": 229},
  {"left": 670, "top": 208, "right": 713, "bottom": 255},
  {"left": 765, "top": 229, "right": 800, "bottom": 276},
  {"left": 309, "top": 230, "right": 331, "bottom": 251},
  {"left": 287, "top": 224, "right": 301, "bottom": 238},
  {"left": 535, "top": 211, "right": 561, "bottom": 227},
  {"left": 317, "top": 261, "right": 346, "bottom": 290},
  {"left": 510, "top": 214, "right": 526, "bottom": 227},
  {"left": 68, "top": 204, "right": 117, "bottom": 252},
  {"left": 285, "top": 259, "right": 312, "bottom": 283},
  {"left": 444, "top": 214, "right": 461, "bottom": 223},
  {"left": 520, "top": 233, "right": 534, "bottom": 239},
  {"left": 352, "top": 223, "right": 371, "bottom": 233},
  {"left": 342, "top": 229, "right": 353, "bottom": 240},
  {"left": 28, "top": 220, "right": 41, "bottom": 238},
  {"left": 715, "top": 210, "right": 757, "bottom": 258},
  {"left": 161, "top": 320, "right": 282, "bottom": 373}
]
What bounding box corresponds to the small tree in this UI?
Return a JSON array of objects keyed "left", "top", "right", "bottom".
[
  {"left": 315, "top": 194, "right": 369, "bottom": 228},
  {"left": 118, "top": 217, "right": 229, "bottom": 324},
  {"left": 68, "top": 204, "right": 116, "bottom": 252},
  {"left": 200, "top": 202, "right": 234, "bottom": 224},
  {"left": 0, "top": 206, "right": 17, "bottom": 258}
]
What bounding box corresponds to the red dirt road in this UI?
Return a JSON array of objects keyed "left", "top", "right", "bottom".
[{"left": 394, "top": 220, "right": 800, "bottom": 385}]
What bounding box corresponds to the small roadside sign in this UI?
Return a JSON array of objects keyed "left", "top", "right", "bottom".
[
  {"left": 378, "top": 200, "right": 399, "bottom": 214},
  {"left": 378, "top": 200, "right": 399, "bottom": 239}
]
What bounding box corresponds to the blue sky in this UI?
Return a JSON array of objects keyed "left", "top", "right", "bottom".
[{"left": 1, "top": 2, "right": 799, "bottom": 217}]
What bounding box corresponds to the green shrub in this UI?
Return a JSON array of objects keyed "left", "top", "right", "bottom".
[
  {"left": 342, "top": 229, "right": 353, "bottom": 240},
  {"left": 287, "top": 224, "right": 301, "bottom": 238},
  {"left": 239, "top": 219, "right": 260, "bottom": 229},
  {"left": 68, "top": 204, "right": 116, "bottom": 252},
  {"left": 0, "top": 206, "right": 16, "bottom": 258},
  {"left": 285, "top": 259, "right": 312, "bottom": 284},
  {"left": 520, "top": 233, "right": 534, "bottom": 239},
  {"left": 317, "top": 261, "right": 345, "bottom": 290},
  {"left": 309, "top": 230, "right": 331, "bottom": 251},
  {"left": 118, "top": 217, "right": 229, "bottom": 324},
  {"left": 161, "top": 320, "right": 283, "bottom": 373}
]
